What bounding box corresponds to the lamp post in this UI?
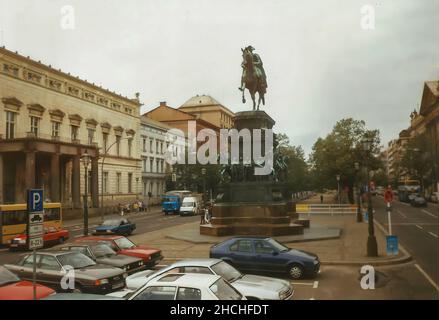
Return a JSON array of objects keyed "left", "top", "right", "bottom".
[
  {"left": 354, "top": 162, "right": 363, "bottom": 222},
  {"left": 336, "top": 174, "right": 341, "bottom": 205},
  {"left": 82, "top": 151, "right": 91, "bottom": 236},
  {"left": 362, "top": 138, "right": 378, "bottom": 257}
]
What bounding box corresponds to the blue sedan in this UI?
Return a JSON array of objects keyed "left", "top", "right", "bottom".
[
  {"left": 209, "top": 237, "right": 320, "bottom": 279},
  {"left": 94, "top": 218, "right": 136, "bottom": 236}
]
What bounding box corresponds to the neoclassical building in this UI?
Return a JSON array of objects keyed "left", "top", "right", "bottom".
[{"left": 0, "top": 47, "right": 142, "bottom": 211}]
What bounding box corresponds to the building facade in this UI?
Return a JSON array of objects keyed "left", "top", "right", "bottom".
[
  {"left": 178, "top": 94, "right": 235, "bottom": 129},
  {"left": 0, "top": 47, "right": 141, "bottom": 210},
  {"left": 140, "top": 115, "right": 172, "bottom": 205}
]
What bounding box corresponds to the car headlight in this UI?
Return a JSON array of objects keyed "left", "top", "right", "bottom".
[
  {"left": 100, "top": 279, "right": 109, "bottom": 285},
  {"left": 313, "top": 259, "right": 319, "bottom": 265},
  {"left": 95, "top": 279, "right": 109, "bottom": 286},
  {"left": 139, "top": 261, "right": 144, "bottom": 266},
  {"left": 106, "top": 230, "right": 111, "bottom": 233},
  {"left": 123, "top": 273, "right": 128, "bottom": 278},
  {"left": 123, "top": 267, "right": 127, "bottom": 271}
]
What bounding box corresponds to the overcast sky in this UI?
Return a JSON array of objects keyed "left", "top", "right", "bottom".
[{"left": 1, "top": 0, "right": 438, "bottom": 155}]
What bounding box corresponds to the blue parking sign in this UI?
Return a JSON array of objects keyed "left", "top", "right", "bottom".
[
  {"left": 386, "top": 235, "right": 399, "bottom": 256},
  {"left": 27, "top": 189, "right": 44, "bottom": 213}
]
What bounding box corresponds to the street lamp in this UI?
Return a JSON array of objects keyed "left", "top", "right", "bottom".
[
  {"left": 362, "top": 137, "right": 378, "bottom": 257},
  {"left": 336, "top": 174, "right": 341, "bottom": 206},
  {"left": 82, "top": 151, "right": 91, "bottom": 236},
  {"left": 354, "top": 162, "right": 363, "bottom": 222}
]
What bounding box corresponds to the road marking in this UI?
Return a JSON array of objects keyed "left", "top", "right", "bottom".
[
  {"left": 397, "top": 209, "right": 407, "bottom": 218},
  {"left": 290, "top": 281, "right": 317, "bottom": 287},
  {"left": 422, "top": 209, "right": 438, "bottom": 219},
  {"left": 428, "top": 231, "right": 439, "bottom": 238},
  {"left": 415, "top": 264, "right": 439, "bottom": 292},
  {"left": 416, "top": 225, "right": 423, "bottom": 230},
  {"left": 313, "top": 281, "right": 319, "bottom": 289},
  {"left": 399, "top": 202, "right": 410, "bottom": 206},
  {"left": 0, "top": 248, "right": 8, "bottom": 252}
]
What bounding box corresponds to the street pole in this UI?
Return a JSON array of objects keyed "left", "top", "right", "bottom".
[
  {"left": 32, "top": 249, "right": 36, "bottom": 300},
  {"left": 387, "top": 202, "right": 392, "bottom": 235},
  {"left": 82, "top": 151, "right": 90, "bottom": 236},
  {"left": 355, "top": 162, "right": 363, "bottom": 223},
  {"left": 366, "top": 160, "right": 378, "bottom": 257}
]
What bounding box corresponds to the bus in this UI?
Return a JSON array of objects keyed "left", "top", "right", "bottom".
[
  {"left": 397, "top": 179, "right": 421, "bottom": 202},
  {"left": 0, "top": 202, "right": 62, "bottom": 245}
]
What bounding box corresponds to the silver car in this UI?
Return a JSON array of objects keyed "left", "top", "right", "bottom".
[{"left": 125, "top": 258, "right": 294, "bottom": 300}]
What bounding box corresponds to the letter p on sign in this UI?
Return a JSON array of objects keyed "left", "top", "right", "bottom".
[{"left": 28, "top": 189, "right": 43, "bottom": 213}]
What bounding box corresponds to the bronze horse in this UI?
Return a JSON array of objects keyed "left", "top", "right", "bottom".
[{"left": 241, "top": 48, "right": 266, "bottom": 111}]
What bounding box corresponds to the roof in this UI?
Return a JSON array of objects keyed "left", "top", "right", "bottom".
[
  {"left": 141, "top": 115, "right": 172, "bottom": 131},
  {"left": 150, "top": 273, "right": 220, "bottom": 287},
  {"left": 420, "top": 81, "right": 439, "bottom": 116},
  {"left": 170, "top": 259, "right": 222, "bottom": 268},
  {"left": 75, "top": 235, "right": 124, "bottom": 241},
  {"left": 179, "top": 94, "right": 235, "bottom": 116}
]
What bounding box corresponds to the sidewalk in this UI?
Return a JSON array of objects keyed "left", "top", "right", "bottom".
[
  {"left": 130, "top": 211, "right": 411, "bottom": 266},
  {"left": 63, "top": 206, "right": 163, "bottom": 228}
]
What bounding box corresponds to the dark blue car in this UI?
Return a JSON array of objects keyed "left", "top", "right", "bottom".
[
  {"left": 209, "top": 237, "right": 320, "bottom": 279},
  {"left": 94, "top": 218, "right": 136, "bottom": 236}
]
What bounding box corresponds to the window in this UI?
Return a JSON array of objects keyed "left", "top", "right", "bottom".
[
  {"left": 156, "top": 141, "right": 159, "bottom": 154},
  {"left": 116, "top": 172, "right": 121, "bottom": 193},
  {"left": 71, "top": 125, "right": 79, "bottom": 141},
  {"left": 103, "top": 172, "right": 109, "bottom": 194},
  {"left": 210, "top": 279, "right": 242, "bottom": 300},
  {"left": 182, "top": 266, "right": 213, "bottom": 275},
  {"left": 22, "top": 255, "right": 40, "bottom": 268},
  {"left": 176, "top": 287, "right": 202, "bottom": 300},
  {"left": 150, "top": 158, "right": 154, "bottom": 173},
  {"left": 103, "top": 133, "right": 108, "bottom": 154},
  {"left": 160, "top": 142, "right": 163, "bottom": 154},
  {"left": 30, "top": 116, "right": 39, "bottom": 137},
  {"left": 229, "top": 240, "right": 253, "bottom": 253},
  {"left": 5, "top": 111, "right": 15, "bottom": 139},
  {"left": 133, "top": 286, "right": 176, "bottom": 300},
  {"left": 116, "top": 136, "right": 121, "bottom": 156},
  {"left": 150, "top": 139, "right": 153, "bottom": 153},
  {"left": 39, "top": 255, "right": 61, "bottom": 271},
  {"left": 142, "top": 158, "right": 147, "bottom": 172},
  {"left": 142, "top": 137, "right": 147, "bottom": 152},
  {"left": 51, "top": 121, "right": 60, "bottom": 138},
  {"left": 87, "top": 128, "right": 95, "bottom": 145},
  {"left": 254, "top": 240, "right": 275, "bottom": 254},
  {"left": 156, "top": 159, "right": 159, "bottom": 173},
  {"left": 128, "top": 173, "right": 133, "bottom": 193},
  {"left": 128, "top": 138, "right": 132, "bottom": 157}
]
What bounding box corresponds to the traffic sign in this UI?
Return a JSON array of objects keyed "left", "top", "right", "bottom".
[
  {"left": 28, "top": 189, "right": 43, "bottom": 213},
  {"left": 27, "top": 189, "right": 44, "bottom": 250},
  {"left": 29, "top": 237, "right": 44, "bottom": 250},
  {"left": 384, "top": 188, "right": 394, "bottom": 203}
]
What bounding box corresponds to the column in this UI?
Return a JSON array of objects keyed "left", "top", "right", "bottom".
[
  {"left": 0, "top": 154, "right": 3, "bottom": 204},
  {"left": 91, "top": 157, "right": 99, "bottom": 208},
  {"left": 25, "top": 151, "right": 36, "bottom": 190},
  {"left": 50, "top": 153, "right": 60, "bottom": 202},
  {"left": 72, "top": 155, "right": 81, "bottom": 208}
]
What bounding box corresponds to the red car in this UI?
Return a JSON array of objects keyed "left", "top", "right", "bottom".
[
  {"left": 75, "top": 235, "right": 163, "bottom": 268},
  {"left": 0, "top": 266, "right": 54, "bottom": 300},
  {"left": 9, "top": 227, "right": 69, "bottom": 250}
]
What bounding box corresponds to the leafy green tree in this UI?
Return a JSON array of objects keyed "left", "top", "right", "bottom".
[{"left": 308, "top": 118, "right": 382, "bottom": 203}]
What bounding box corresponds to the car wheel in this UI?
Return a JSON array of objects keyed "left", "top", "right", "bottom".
[
  {"left": 72, "top": 284, "right": 83, "bottom": 293},
  {"left": 288, "top": 264, "right": 304, "bottom": 279},
  {"left": 58, "top": 237, "right": 65, "bottom": 244}
]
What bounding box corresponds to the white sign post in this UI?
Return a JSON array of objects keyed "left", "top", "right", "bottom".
[{"left": 27, "top": 189, "right": 44, "bottom": 300}]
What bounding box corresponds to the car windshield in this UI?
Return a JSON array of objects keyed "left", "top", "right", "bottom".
[
  {"left": 90, "top": 244, "right": 117, "bottom": 258},
  {"left": 114, "top": 237, "right": 136, "bottom": 249},
  {"left": 211, "top": 261, "right": 242, "bottom": 282},
  {"left": 0, "top": 266, "right": 20, "bottom": 287},
  {"left": 57, "top": 252, "right": 96, "bottom": 269},
  {"left": 266, "top": 238, "right": 289, "bottom": 252},
  {"left": 209, "top": 278, "right": 243, "bottom": 300},
  {"left": 182, "top": 202, "right": 195, "bottom": 207},
  {"left": 102, "top": 219, "right": 120, "bottom": 226}
]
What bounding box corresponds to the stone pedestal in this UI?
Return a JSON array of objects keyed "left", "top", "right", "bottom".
[{"left": 200, "top": 111, "right": 304, "bottom": 237}]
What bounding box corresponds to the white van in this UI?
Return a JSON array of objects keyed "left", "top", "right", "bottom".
[{"left": 179, "top": 196, "right": 200, "bottom": 216}]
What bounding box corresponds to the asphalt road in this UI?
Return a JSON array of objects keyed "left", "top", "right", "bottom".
[
  {"left": 373, "top": 196, "right": 439, "bottom": 294},
  {"left": 0, "top": 209, "right": 199, "bottom": 265}
]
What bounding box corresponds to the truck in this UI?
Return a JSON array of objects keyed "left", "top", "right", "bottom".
[
  {"left": 161, "top": 190, "right": 191, "bottom": 215},
  {"left": 397, "top": 180, "right": 421, "bottom": 203}
]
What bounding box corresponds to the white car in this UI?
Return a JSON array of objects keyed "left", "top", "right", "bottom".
[
  {"left": 124, "top": 258, "right": 294, "bottom": 300},
  {"left": 179, "top": 196, "right": 200, "bottom": 216},
  {"left": 108, "top": 273, "right": 245, "bottom": 300}
]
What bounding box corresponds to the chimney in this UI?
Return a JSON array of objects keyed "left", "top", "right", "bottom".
[{"left": 160, "top": 101, "right": 166, "bottom": 107}]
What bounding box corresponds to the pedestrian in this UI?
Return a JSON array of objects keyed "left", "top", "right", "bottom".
[
  {"left": 320, "top": 194, "right": 324, "bottom": 204},
  {"left": 118, "top": 203, "right": 124, "bottom": 216},
  {"left": 133, "top": 201, "right": 139, "bottom": 213}
]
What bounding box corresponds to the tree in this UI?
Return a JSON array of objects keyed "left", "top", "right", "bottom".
[
  {"left": 308, "top": 118, "right": 382, "bottom": 203},
  {"left": 399, "top": 133, "right": 434, "bottom": 194}
]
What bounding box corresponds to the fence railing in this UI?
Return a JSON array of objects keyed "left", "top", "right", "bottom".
[{"left": 296, "top": 204, "right": 358, "bottom": 216}]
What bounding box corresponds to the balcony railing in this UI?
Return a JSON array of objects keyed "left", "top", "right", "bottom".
[{"left": 0, "top": 131, "right": 96, "bottom": 146}]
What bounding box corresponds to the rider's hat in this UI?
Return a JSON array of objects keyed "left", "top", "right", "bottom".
[{"left": 246, "top": 45, "right": 255, "bottom": 51}]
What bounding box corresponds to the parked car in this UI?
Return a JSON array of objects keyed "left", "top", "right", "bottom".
[
  {"left": 0, "top": 266, "right": 55, "bottom": 300},
  {"left": 410, "top": 195, "right": 428, "bottom": 207},
  {"left": 9, "top": 227, "right": 69, "bottom": 251},
  {"left": 109, "top": 273, "right": 245, "bottom": 300},
  {"left": 4, "top": 251, "right": 127, "bottom": 294},
  {"left": 125, "top": 258, "right": 293, "bottom": 300},
  {"left": 407, "top": 193, "right": 418, "bottom": 203},
  {"left": 427, "top": 192, "right": 438, "bottom": 203},
  {"left": 75, "top": 235, "right": 163, "bottom": 267},
  {"left": 93, "top": 218, "right": 136, "bottom": 236},
  {"left": 209, "top": 237, "right": 320, "bottom": 279},
  {"left": 179, "top": 196, "right": 201, "bottom": 216},
  {"left": 60, "top": 242, "right": 145, "bottom": 275}
]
